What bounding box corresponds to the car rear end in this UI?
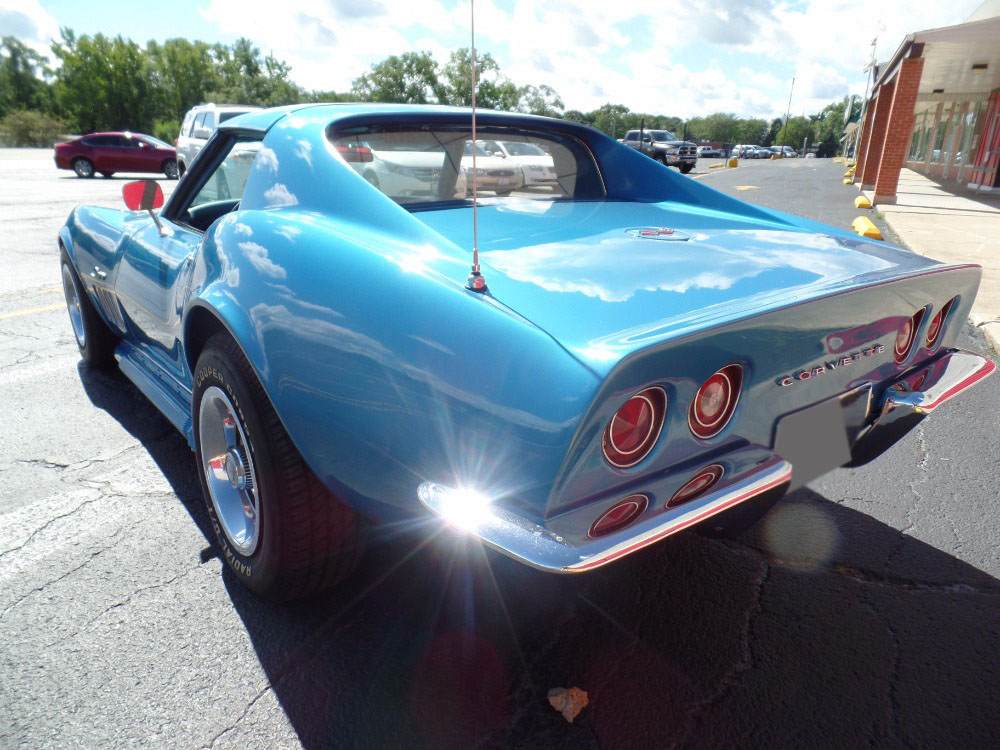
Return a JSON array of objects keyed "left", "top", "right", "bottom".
[{"left": 419, "top": 263, "right": 991, "bottom": 571}]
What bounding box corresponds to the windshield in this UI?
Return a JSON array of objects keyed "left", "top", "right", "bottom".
[
  {"left": 650, "top": 130, "right": 676, "bottom": 141},
  {"left": 331, "top": 125, "right": 604, "bottom": 208},
  {"left": 501, "top": 141, "right": 546, "bottom": 156},
  {"left": 219, "top": 110, "right": 254, "bottom": 124},
  {"left": 141, "top": 135, "right": 173, "bottom": 149}
]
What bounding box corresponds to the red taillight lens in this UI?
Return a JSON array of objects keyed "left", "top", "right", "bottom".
[
  {"left": 668, "top": 464, "right": 724, "bottom": 507},
  {"left": 602, "top": 387, "right": 666, "bottom": 468},
  {"left": 894, "top": 309, "right": 924, "bottom": 363},
  {"left": 336, "top": 145, "right": 373, "bottom": 163},
  {"left": 925, "top": 298, "right": 954, "bottom": 349},
  {"left": 589, "top": 494, "right": 648, "bottom": 538},
  {"left": 688, "top": 364, "right": 742, "bottom": 439}
]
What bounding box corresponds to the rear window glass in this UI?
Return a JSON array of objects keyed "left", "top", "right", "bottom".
[
  {"left": 329, "top": 125, "right": 604, "bottom": 208},
  {"left": 219, "top": 111, "right": 252, "bottom": 124}
]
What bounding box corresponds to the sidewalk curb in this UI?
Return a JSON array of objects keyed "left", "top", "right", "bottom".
[{"left": 970, "top": 314, "right": 1000, "bottom": 356}]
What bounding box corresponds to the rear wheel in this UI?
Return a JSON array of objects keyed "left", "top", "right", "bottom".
[
  {"left": 60, "top": 250, "right": 117, "bottom": 368},
  {"left": 163, "top": 159, "right": 179, "bottom": 180},
  {"left": 193, "top": 333, "right": 366, "bottom": 601},
  {"left": 363, "top": 170, "right": 380, "bottom": 189},
  {"left": 72, "top": 158, "right": 94, "bottom": 178}
]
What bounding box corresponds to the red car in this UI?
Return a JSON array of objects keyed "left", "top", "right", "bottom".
[{"left": 54, "top": 131, "right": 179, "bottom": 179}]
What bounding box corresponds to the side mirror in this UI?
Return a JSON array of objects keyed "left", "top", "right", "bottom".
[
  {"left": 123, "top": 180, "right": 171, "bottom": 237},
  {"left": 193, "top": 126, "right": 212, "bottom": 139},
  {"left": 123, "top": 180, "right": 163, "bottom": 210}
]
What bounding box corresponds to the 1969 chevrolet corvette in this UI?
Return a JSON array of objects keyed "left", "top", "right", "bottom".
[{"left": 59, "top": 104, "right": 994, "bottom": 600}]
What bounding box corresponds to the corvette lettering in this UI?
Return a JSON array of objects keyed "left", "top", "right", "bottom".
[{"left": 777, "top": 344, "right": 885, "bottom": 386}]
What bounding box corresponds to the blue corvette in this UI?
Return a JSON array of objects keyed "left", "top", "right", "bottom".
[{"left": 59, "top": 104, "right": 994, "bottom": 600}]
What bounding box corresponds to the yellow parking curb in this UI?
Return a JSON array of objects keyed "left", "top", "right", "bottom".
[
  {"left": 852, "top": 216, "right": 881, "bottom": 239},
  {"left": 727, "top": 158, "right": 738, "bottom": 168},
  {"left": 854, "top": 195, "right": 872, "bottom": 208},
  {"left": 843, "top": 178, "right": 853, "bottom": 184}
]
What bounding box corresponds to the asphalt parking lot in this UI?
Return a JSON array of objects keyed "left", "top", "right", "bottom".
[{"left": 1, "top": 150, "right": 998, "bottom": 749}]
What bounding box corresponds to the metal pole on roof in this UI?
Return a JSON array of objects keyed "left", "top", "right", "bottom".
[
  {"left": 780, "top": 77, "right": 795, "bottom": 151},
  {"left": 467, "top": 0, "right": 487, "bottom": 292}
]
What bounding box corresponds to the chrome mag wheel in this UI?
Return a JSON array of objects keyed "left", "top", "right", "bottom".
[
  {"left": 61, "top": 263, "right": 86, "bottom": 348},
  {"left": 199, "top": 385, "right": 261, "bottom": 556}
]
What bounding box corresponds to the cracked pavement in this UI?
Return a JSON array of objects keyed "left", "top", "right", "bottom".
[{"left": 1, "top": 151, "right": 998, "bottom": 749}]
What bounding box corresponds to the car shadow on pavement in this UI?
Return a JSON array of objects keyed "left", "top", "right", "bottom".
[
  {"left": 225, "top": 489, "right": 999, "bottom": 750},
  {"left": 77, "top": 363, "right": 213, "bottom": 546},
  {"left": 78, "top": 364, "right": 1000, "bottom": 749}
]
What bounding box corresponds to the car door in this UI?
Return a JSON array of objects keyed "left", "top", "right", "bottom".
[{"left": 114, "top": 134, "right": 263, "bottom": 384}]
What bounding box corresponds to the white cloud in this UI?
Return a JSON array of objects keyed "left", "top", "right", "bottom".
[{"left": 0, "top": 0, "right": 59, "bottom": 57}]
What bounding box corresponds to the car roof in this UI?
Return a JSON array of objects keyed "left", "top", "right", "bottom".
[{"left": 217, "top": 103, "right": 602, "bottom": 138}]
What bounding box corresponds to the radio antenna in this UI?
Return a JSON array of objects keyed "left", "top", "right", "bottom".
[{"left": 466, "top": 0, "right": 487, "bottom": 292}]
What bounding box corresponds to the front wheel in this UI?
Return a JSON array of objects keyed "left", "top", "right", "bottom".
[
  {"left": 163, "top": 159, "right": 179, "bottom": 180},
  {"left": 193, "top": 333, "right": 366, "bottom": 601},
  {"left": 72, "top": 158, "right": 94, "bottom": 178},
  {"left": 679, "top": 163, "right": 695, "bottom": 174},
  {"left": 60, "top": 250, "right": 117, "bottom": 368}
]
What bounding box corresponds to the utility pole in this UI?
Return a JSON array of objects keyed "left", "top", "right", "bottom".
[{"left": 780, "top": 77, "right": 795, "bottom": 151}]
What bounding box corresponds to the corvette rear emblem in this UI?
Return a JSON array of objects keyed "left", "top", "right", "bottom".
[
  {"left": 777, "top": 344, "right": 886, "bottom": 386},
  {"left": 626, "top": 227, "right": 690, "bottom": 241}
]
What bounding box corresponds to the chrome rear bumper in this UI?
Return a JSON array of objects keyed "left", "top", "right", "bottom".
[
  {"left": 418, "top": 348, "right": 994, "bottom": 573},
  {"left": 847, "top": 348, "right": 995, "bottom": 466},
  {"left": 418, "top": 456, "right": 791, "bottom": 574}
]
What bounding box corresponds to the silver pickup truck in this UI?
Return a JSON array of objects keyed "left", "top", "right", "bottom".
[{"left": 622, "top": 129, "right": 698, "bottom": 174}]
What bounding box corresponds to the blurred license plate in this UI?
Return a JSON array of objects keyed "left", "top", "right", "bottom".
[
  {"left": 499, "top": 177, "right": 509, "bottom": 186},
  {"left": 774, "top": 397, "right": 851, "bottom": 490}
]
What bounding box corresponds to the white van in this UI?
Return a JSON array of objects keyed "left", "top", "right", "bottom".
[{"left": 176, "top": 103, "right": 261, "bottom": 176}]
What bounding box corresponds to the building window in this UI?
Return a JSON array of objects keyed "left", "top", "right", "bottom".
[
  {"left": 930, "top": 105, "right": 951, "bottom": 164},
  {"left": 956, "top": 102, "right": 981, "bottom": 180}
]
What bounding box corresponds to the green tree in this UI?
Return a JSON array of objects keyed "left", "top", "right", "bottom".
[
  {"left": 516, "top": 84, "right": 563, "bottom": 117},
  {"left": 147, "top": 38, "right": 220, "bottom": 121},
  {"left": 51, "top": 29, "right": 158, "bottom": 133},
  {"left": 762, "top": 117, "right": 782, "bottom": 146},
  {"left": 590, "top": 103, "right": 631, "bottom": 138},
  {"left": 775, "top": 115, "right": 815, "bottom": 151},
  {"left": 208, "top": 38, "right": 302, "bottom": 106},
  {"left": 737, "top": 118, "right": 768, "bottom": 145},
  {"left": 440, "top": 48, "right": 521, "bottom": 110},
  {"left": 352, "top": 51, "right": 445, "bottom": 104},
  {"left": 1, "top": 36, "right": 54, "bottom": 117}
]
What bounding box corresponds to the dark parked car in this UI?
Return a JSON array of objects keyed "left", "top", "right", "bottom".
[{"left": 55, "top": 132, "right": 179, "bottom": 179}]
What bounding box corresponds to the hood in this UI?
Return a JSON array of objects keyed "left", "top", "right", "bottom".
[{"left": 413, "top": 199, "right": 939, "bottom": 373}]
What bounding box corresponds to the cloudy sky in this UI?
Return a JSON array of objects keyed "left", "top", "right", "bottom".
[{"left": 3, "top": 0, "right": 984, "bottom": 119}]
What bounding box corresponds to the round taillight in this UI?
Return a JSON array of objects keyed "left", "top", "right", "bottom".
[
  {"left": 926, "top": 299, "right": 954, "bottom": 349},
  {"left": 894, "top": 310, "right": 923, "bottom": 363},
  {"left": 602, "top": 387, "right": 666, "bottom": 468},
  {"left": 589, "top": 494, "right": 649, "bottom": 538},
  {"left": 688, "top": 364, "right": 742, "bottom": 440},
  {"left": 668, "top": 464, "right": 724, "bottom": 507}
]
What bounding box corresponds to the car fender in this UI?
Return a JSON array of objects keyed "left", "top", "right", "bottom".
[{"left": 184, "top": 208, "right": 601, "bottom": 520}]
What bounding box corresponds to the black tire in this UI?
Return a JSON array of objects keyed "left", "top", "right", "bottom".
[
  {"left": 59, "top": 249, "right": 117, "bottom": 368},
  {"left": 363, "top": 170, "right": 380, "bottom": 189},
  {"left": 178, "top": 161, "right": 186, "bottom": 177},
  {"left": 658, "top": 153, "right": 669, "bottom": 166},
  {"left": 100, "top": 171, "right": 115, "bottom": 178},
  {"left": 163, "top": 158, "right": 179, "bottom": 180},
  {"left": 73, "top": 158, "right": 94, "bottom": 178},
  {"left": 193, "top": 333, "right": 366, "bottom": 601},
  {"left": 679, "top": 163, "right": 695, "bottom": 175}
]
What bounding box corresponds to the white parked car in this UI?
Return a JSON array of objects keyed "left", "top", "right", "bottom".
[
  {"left": 479, "top": 139, "right": 557, "bottom": 187},
  {"left": 176, "top": 103, "right": 261, "bottom": 176},
  {"left": 461, "top": 141, "right": 524, "bottom": 194},
  {"left": 356, "top": 146, "right": 467, "bottom": 201}
]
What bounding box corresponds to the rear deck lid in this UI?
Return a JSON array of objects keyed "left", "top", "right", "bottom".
[{"left": 414, "top": 199, "right": 939, "bottom": 373}]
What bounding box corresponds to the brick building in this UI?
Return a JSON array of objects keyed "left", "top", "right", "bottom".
[{"left": 853, "top": 1, "right": 1000, "bottom": 204}]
